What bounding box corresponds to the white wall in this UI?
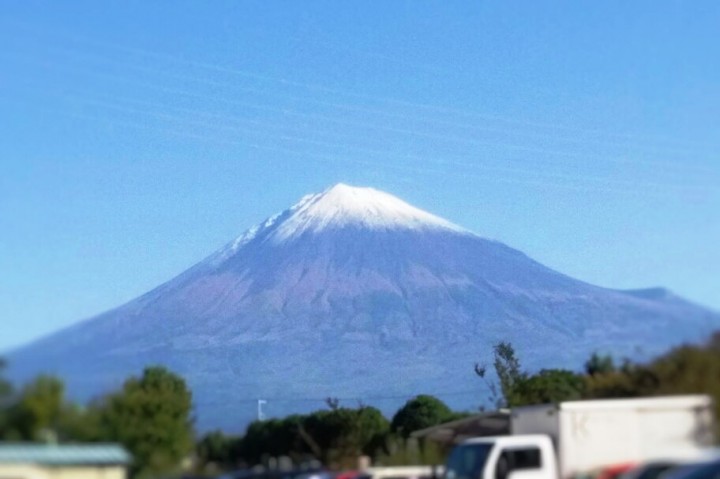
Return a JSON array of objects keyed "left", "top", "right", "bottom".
[{"left": 0, "top": 464, "right": 126, "bottom": 479}]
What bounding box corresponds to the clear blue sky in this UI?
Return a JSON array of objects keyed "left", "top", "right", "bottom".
[{"left": 1, "top": 1, "right": 718, "bottom": 351}]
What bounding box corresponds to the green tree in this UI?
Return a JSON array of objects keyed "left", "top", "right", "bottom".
[
  {"left": 476, "top": 342, "right": 527, "bottom": 407},
  {"left": 585, "top": 353, "right": 616, "bottom": 376},
  {"left": 56, "top": 402, "right": 102, "bottom": 442},
  {"left": 197, "top": 430, "right": 243, "bottom": 471},
  {"left": 301, "top": 406, "right": 389, "bottom": 468},
  {"left": 0, "top": 358, "right": 14, "bottom": 438},
  {"left": 650, "top": 343, "right": 720, "bottom": 437},
  {"left": 356, "top": 406, "right": 391, "bottom": 456},
  {"left": 477, "top": 343, "right": 585, "bottom": 408},
  {"left": 96, "top": 366, "right": 194, "bottom": 478},
  {"left": 239, "top": 419, "right": 276, "bottom": 465},
  {"left": 5, "top": 374, "right": 65, "bottom": 440},
  {"left": 390, "top": 395, "right": 453, "bottom": 438},
  {"left": 0, "top": 359, "right": 11, "bottom": 401},
  {"left": 514, "top": 369, "right": 585, "bottom": 405},
  {"left": 583, "top": 338, "right": 720, "bottom": 435},
  {"left": 492, "top": 342, "right": 526, "bottom": 407},
  {"left": 376, "top": 436, "right": 445, "bottom": 466},
  {"left": 240, "top": 415, "right": 308, "bottom": 465}
]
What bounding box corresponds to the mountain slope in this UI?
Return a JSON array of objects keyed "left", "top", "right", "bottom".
[{"left": 7, "top": 184, "right": 719, "bottom": 430}]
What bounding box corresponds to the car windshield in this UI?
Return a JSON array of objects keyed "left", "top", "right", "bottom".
[{"left": 445, "top": 444, "right": 494, "bottom": 479}]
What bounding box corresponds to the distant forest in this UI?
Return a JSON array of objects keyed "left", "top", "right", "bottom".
[{"left": 2, "top": 331, "right": 719, "bottom": 478}]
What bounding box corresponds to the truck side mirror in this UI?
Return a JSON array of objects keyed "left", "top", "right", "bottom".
[{"left": 495, "top": 454, "right": 510, "bottom": 479}]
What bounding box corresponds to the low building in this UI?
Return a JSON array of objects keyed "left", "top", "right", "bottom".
[
  {"left": 0, "top": 443, "right": 131, "bottom": 479},
  {"left": 410, "top": 411, "right": 510, "bottom": 446}
]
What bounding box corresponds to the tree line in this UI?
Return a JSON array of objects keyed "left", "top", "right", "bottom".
[
  {"left": 476, "top": 332, "right": 720, "bottom": 416},
  {"left": 0, "top": 359, "right": 461, "bottom": 477},
  {"left": 0, "top": 363, "right": 193, "bottom": 478},
  {"left": 201, "top": 331, "right": 720, "bottom": 473},
  {"left": 196, "top": 394, "right": 467, "bottom": 473},
  {"left": 1, "top": 331, "right": 720, "bottom": 477}
]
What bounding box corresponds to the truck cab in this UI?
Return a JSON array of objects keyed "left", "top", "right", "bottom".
[{"left": 444, "top": 435, "right": 557, "bottom": 479}]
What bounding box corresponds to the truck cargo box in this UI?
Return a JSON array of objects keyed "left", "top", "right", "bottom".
[{"left": 510, "top": 395, "right": 714, "bottom": 477}]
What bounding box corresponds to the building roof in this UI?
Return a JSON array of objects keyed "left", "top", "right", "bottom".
[
  {"left": 410, "top": 411, "right": 510, "bottom": 445},
  {"left": 461, "top": 434, "right": 553, "bottom": 447},
  {"left": 0, "top": 443, "right": 131, "bottom": 466}
]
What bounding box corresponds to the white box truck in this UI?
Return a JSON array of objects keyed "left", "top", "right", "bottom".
[{"left": 444, "top": 395, "right": 715, "bottom": 479}]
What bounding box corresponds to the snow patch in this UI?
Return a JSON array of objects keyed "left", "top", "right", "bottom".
[
  {"left": 211, "top": 183, "right": 472, "bottom": 261},
  {"left": 271, "top": 183, "right": 468, "bottom": 242}
]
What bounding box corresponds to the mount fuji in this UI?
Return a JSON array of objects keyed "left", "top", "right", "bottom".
[{"left": 7, "top": 184, "right": 720, "bottom": 430}]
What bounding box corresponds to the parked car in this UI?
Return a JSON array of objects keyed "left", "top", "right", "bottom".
[
  {"left": 622, "top": 448, "right": 720, "bottom": 479},
  {"left": 336, "top": 470, "right": 361, "bottom": 479},
  {"left": 622, "top": 461, "right": 684, "bottom": 479},
  {"left": 220, "top": 467, "right": 330, "bottom": 479},
  {"left": 294, "top": 472, "right": 336, "bottom": 479},
  {"left": 596, "top": 463, "right": 637, "bottom": 479},
  {"left": 661, "top": 459, "right": 720, "bottom": 479}
]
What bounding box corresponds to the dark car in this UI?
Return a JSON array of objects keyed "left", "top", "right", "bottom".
[{"left": 662, "top": 459, "right": 720, "bottom": 479}]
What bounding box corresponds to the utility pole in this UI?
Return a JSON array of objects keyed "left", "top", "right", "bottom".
[{"left": 257, "top": 399, "right": 267, "bottom": 421}]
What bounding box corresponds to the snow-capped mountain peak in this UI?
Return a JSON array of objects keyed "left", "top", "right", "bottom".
[
  {"left": 8, "top": 183, "right": 719, "bottom": 433},
  {"left": 270, "top": 183, "right": 467, "bottom": 241}
]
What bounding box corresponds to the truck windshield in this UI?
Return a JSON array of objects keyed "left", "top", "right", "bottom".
[{"left": 445, "top": 443, "right": 494, "bottom": 479}]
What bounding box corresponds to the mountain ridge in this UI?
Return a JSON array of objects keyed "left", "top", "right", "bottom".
[{"left": 7, "top": 184, "right": 719, "bottom": 431}]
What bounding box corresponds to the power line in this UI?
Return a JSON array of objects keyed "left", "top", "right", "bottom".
[
  {"left": 30, "top": 45, "right": 720, "bottom": 159},
  {"left": 205, "top": 389, "right": 485, "bottom": 405},
  {"left": 3, "top": 65, "right": 717, "bottom": 191},
  {"left": 2, "top": 18, "right": 716, "bottom": 156},
  {"left": 3, "top": 48, "right": 716, "bottom": 184},
  {"left": 4, "top": 96, "right": 711, "bottom": 198}
]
